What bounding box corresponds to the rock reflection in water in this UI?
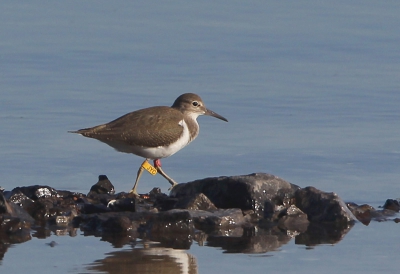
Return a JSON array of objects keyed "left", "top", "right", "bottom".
[
  {"left": 82, "top": 223, "right": 353, "bottom": 273},
  {"left": 206, "top": 228, "right": 292, "bottom": 254},
  {"left": 295, "top": 222, "right": 354, "bottom": 246},
  {"left": 204, "top": 222, "right": 353, "bottom": 253},
  {"left": 85, "top": 244, "right": 197, "bottom": 274}
]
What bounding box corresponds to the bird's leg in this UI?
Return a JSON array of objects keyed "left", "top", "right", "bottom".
[
  {"left": 153, "top": 159, "right": 179, "bottom": 190},
  {"left": 130, "top": 159, "right": 147, "bottom": 194}
]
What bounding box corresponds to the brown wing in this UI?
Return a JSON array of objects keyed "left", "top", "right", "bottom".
[{"left": 71, "top": 106, "right": 185, "bottom": 147}]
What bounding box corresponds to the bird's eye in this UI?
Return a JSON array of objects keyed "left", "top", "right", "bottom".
[{"left": 192, "top": 101, "right": 199, "bottom": 107}]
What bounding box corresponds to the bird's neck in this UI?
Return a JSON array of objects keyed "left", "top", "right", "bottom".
[{"left": 183, "top": 112, "right": 200, "bottom": 141}]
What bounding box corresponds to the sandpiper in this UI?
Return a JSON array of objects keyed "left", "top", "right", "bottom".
[{"left": 70, "top": 93, "right": 228, "bottom": 194}]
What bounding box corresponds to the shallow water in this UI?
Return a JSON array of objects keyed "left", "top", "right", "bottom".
[{"left": 1, "top": 1, "right": 399, "bottom": 273}]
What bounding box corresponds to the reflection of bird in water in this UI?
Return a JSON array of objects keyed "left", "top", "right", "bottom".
[{"left": 86, "top": 246, "right": 198, "bottom": 274}]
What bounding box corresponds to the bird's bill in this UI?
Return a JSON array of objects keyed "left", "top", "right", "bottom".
[{"left": 204, "top": 108, "right": 228, "bottom": 122}]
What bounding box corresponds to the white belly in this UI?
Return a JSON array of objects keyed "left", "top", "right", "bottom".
[{"left": 110, "top": 119, "right": 193, "bottom": 159}]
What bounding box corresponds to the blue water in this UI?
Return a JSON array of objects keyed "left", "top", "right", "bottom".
[{"left": 1, "top": 1, "right": 399, "bottom": 273}]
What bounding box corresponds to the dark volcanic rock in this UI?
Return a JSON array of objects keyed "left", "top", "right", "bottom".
[
  {"left": 11, "top": 185, "right": 59, "bottom": 200},
  {"left": 259, "top": 204, "right": 309, "bottom": 232},
  {"left": 4, "top": 188, "right": 35, "bottom": 210},
  {"left": 0, "top": 215, "right": 32, "bottom": 237},
  {"left": 0, "top": 191, "right": 33, "bottom": 251},
  {"left": 143, "top": 208, "right": 247, "bottom": 248},
  {"left": 80, "top": 203, "right": 111, "bottom": 214},
  {"left": 0, "top": 191, "right": 14, "bottom": 215},
  {"left": 383, "top": 199, "right": 400, "bottom": 212},
  {"left": 76, "top": 211, "right": 143, "bottom": 236},
  {"left": 102, "top": 216, "right": 134, "bottom": 234},
  {"left": 1, "top": 172, "right": 397, "bottom": 256},
  {"left": 146, "top": 209, "right": 195, "bottom": 234},
  {"left": 170, "top": 173, "right": 300, "bottom": 217},
  {"left": 0, "top": 191, "right": 34, "bottom": 223},
  {"left": 347, "top": 202, "right": 398, "bottom": 224},
  {"left": 295, "top": 187, "right": 356, "bottom": 224},
  {"left": 174, "top": 193, "right": 218, "bottom": 211},
  {"left": 276, "top": 205, "right": 309, "bottom": 232},
  {"left": 5, "top": 186, "right": 81, "bottom": 226},
  {"left": 190, "top": 208, "right": 246, "bottom": 230},
  {"left": 107, "top": 198, "right": 136, "bottom": 212},
  {"left": 346, "top": 203, "right": 374, "bottom": 225},
  {"left": 88, "top": 175, "right": 115, "bottom": 195}
]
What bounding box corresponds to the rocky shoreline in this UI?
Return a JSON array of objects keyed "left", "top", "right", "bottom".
[{"left": 0, "top": 173, "right": 398, "bottom": 256}]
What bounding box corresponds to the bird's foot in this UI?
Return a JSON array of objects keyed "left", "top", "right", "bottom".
[
  {"left": 128, "top": 188, "right": 140, "bottom": 197},
  {"left": 168, "top": 182, "right": 179, "bottom": 191}
]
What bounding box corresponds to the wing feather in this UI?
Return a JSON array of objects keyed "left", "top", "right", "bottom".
[{"left": 73, "top": 106, "right": 184, "bottom": 148}]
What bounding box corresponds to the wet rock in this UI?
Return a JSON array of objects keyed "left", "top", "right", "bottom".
[
  {"left": 174, "top": 193, "right": 218, "bottom": 211},
  {"left": 383, "top": 199, "right": 400, "bottom": 212},
  {"left": 146, "top": 209, "right": 195, "bottom": 235},
  {"left": 0, "top": 215, "right": 32, "bottom": 237},
  {"left": 102, "top": 216, "right": 134, "bottom": 234},
  {"left": 80, "top": 203, "right": 111, "bottom": 214},
  {"left": 148, "top": 187, "right": 165, "bottom": 199},
  {"left": 142, "top": 210, "right": 196, "bottom": 249},
  {"left": 3, "top": 188, "right": 35, "bottom": 210},
  {"left": 0, "top": 217, "right": 30, "bottom": 260},
  {"left": 1, "top": 172, "right": 398, "bottom": 256},
  {"left": 11, "top": 185, "right": 59, "bottom": 200},
  {"left": 76, "top": 211, "right": 145, "bottom": 237},
  {"left": 0, "top": 191, "right": 14, "bottom": 215},
  {"left": 276, "top": 205, "right": 309, "bottom": 232},
  {"left": 46, "top": 241, "right": 58, "bottom": 247},
  {"left": 190, "top": 208, "right": 246, "bottom": 230},
  {"left": 0, "top": 192, "right": 32, "bottom": 251},
  {"left": 107, "top": 198, "right": 136, "bottom": 212},
  {"left": 294, "top": 187, "right": 356, "bottom": 224},
  {"left": 88, "top": 175, "right": 115, "bottom": 195},
  {"left": 13, "top": 191, "right": 80, "bottom": 228},
  {"left": 100, "top": 234, "right": 136, "bottom": 248},
  {"left": 170, "top": 173, "right": 300, "bottom": 217},
  {"left": 152, "top": 195, "right": 179, "bottom": 211},
  {"left": 346, "top": 203, "right": 373, "bottom": 225},
  {"left": 5, "top": 186, "right": 83, "bottom": 226},
  {"left": 55, "top": 216, "right": 71, "bottom": 227},
  {"left": 85, "top": 193, "right": 117, "bottom": 207},
  {"left": 347, "top": 202, "right": 398, "bottom": 224},
  {"left": 24, "top": 195, "right": 79, "bottom": 225},
  {"left": 78, "top": 207, "right": 248, "bottom": 244},
  {"left": 0, "top": 191, "right": 34, "bottom": 223},
  {"left": 82, "top": 190, "right": 137, "bottom": 214},
  {"left": 259, "top": 204, "right": 309, "bottom": 233},
  {"left": 86, "top": 191, "right": 137, "bottom": 210}
]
